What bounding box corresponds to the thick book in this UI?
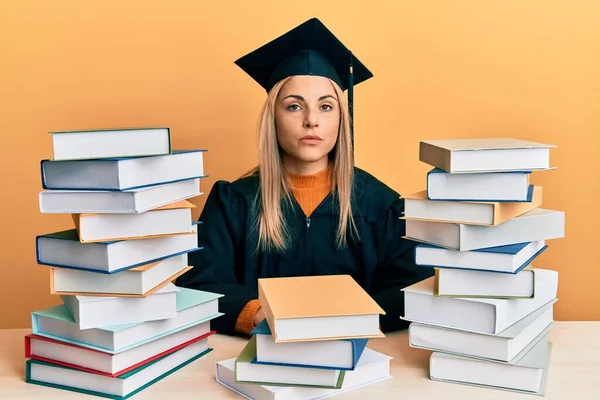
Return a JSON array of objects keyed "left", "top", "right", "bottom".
[
  {"left": 235, "top": 336, "right": 345, "bottom": 389},
  {"left": 25, "top": 328, "right": 214, "bottom": 377},
  {"left": 41, "top": 149, "right": 206, "bottom": 191},
  {"left": 434, "top": 266, "right": 537, "bottom": 298},
  {"left": 49, "top": 254, "right": 191, "bottom": 297},
  {"left": 419, "top": 138, "right": 556, "bottom": 173},
  {"left": 258, "top": 275, "right": 385, "bottom": 343},
  {"left": 402, "top": 186, "right": 542, "bottom": 226},
  {"left": 39, "top": 177, "right": 202, "bottom": 214},
  {"left": 216, "top": 348, "right": 392, "bottom": 400},
  {"left": 426, "top": 168, "right": 532, "bottom": 201},
  {"left": 49, "top": 126, "right": 171, "bottom": 161},
  {"left": 414, "top": 240, "right": 547, "bottom": 274},
  {"left": 26, "top": 338, "right": 212, "bottom": 399},
  {"left": 404, "top": 208, "right": 565, "bottom": 251},
  {"left": 429, "top": 333, "right": 553, "bottom": 395},
  {"left": 250, "top": 319, "right": 368, "bottom": 371},
  {"left": 36, "top": 224, "right": 200, "bottom": 274},
  {"left": 73, "top": 200, "right": 195, "bottom": 243},
  {"left": 408, "top": 299, "right": 556, "bottom": 362},
  {"left": 31, "top": 287, "right": 223, "bottom": 353},
  {"left": 61, "top": 283, "right": 179, "bottom": 330},
  {"left": 401, "top": 268, "right": 558, "bottom": 335}
]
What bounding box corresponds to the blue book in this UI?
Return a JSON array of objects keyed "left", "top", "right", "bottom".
[
  {"left": 426, "top": 167, "right": 534, "bottom": 202},
  {"left": 249, "top": 319, "right": 368, "bottom": 371},
  {"left": 39, "top": 176, "right": 204, "bottom": 214},
  {"left": 414, "top": 240, "right": 548, "bottom": 274},
  {"left": 36, "top": 222, "right": 201, "bottom": 274},
  {"left": 41, "top": 149, "right": 208, "bottom": 191}
]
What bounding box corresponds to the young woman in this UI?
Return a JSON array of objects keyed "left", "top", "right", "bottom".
[{"left": 176, "top": 18, "right": 433, "bottom": 336}]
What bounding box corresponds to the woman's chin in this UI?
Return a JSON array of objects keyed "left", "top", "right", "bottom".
[{"left": 289, "top": 152, "right": 329, "bottom": 164}]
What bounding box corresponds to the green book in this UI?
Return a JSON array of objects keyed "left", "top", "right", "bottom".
[
  {"left": 234, "top": 336, "right": 345, "bottom": 389},
  {"left": 26, "top": 341, "right": 212, "bottom": 399}
]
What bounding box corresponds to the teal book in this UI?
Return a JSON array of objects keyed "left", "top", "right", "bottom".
[
  {"left": 26, "top": 336, "right": 212, "bottom": 399},
  {"left": 31, "top": 287, "right": 223, "bottom": 353}
]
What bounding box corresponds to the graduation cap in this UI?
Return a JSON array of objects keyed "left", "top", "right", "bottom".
[{"left": 234, "top": 17, "right": 373, "bottom": 147}]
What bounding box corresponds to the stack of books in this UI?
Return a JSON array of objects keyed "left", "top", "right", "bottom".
[
  {"left": 400, "top": 138, "right": 565, "bottom": 396},
  {"left": 26, "top": 127, "right": 224, "bottom": 399},
  {"left": 216, "top": 275, "right": 393, "bottom": 400}
]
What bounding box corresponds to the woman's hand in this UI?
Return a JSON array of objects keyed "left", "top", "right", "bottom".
[{"left": 253, "top": 306, "right": 265, "bottom": 327}]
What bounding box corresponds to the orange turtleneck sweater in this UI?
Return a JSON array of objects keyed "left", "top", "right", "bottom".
[{"left": 234, "top": 166, "right": 332, "bottom": 335}]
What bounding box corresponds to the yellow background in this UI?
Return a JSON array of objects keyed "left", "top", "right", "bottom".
[{"left": 1, "top": 1, "right": 598, "bottom": 328}]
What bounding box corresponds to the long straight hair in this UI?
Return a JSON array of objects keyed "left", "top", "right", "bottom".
[{"left": 248, "top": 76, "right": 359, "bottom": 253}]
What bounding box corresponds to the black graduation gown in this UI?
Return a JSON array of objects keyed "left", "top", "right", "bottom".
[{"left": 176, "top": 167, "right": 434, "bottom": 335}]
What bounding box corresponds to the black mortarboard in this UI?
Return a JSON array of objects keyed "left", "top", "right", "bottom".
[{"left": 234, "top": 17, "right": 373, "bottom": 146}]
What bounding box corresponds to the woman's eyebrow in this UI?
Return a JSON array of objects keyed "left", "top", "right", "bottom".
[
  {"left": 319, "top": 94, "right": 337, "bottom": 102},
  {"left": 282, "top": 94, "right": 337, "bottom": 101}
]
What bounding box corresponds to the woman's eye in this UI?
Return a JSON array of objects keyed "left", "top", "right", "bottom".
[
  {"left": 287, "top": 104, "right": 301, "bottom": 111},
  {"left": 321, "top": 104, "right": 333, "bottom": 111}
]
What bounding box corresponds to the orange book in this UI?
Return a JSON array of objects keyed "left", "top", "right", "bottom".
[
  {"left": 402, "top": 186, "right": 542, "bottom": 226},
  {"left": 49, "top": 255, "right": 193, "bottom": 298},
  {"left": 258, "top": 275, "right": 385, "bottom": 343},
  {"left": 72, "top": 200, "right": 196, "bottom": 243}
]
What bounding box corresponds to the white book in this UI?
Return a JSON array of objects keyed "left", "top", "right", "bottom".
[
  {"left": 74, "top": 200, "right": 195, "bottom": 243},
  {"left": 32, "top": 287, "right": 223, "bottom": 353},
  {"left": 401, "top": 268, "right": 558, "bottom": 335},
  {"left": 50, "top": 254, "right": 190, "bottom": 297},
  {"left": 27, "top": 323, "right": 212, "bottom": 375},
  {"left": 39, "top": 177, "right": 202, "bottom": 214},
  {"left": 36, "top": 223, "right": 199, "bottom": 273},
  {"left": 50, "top": 127, "right": 171, "bottom": 161},
  {"left": 414, "top": 240, "right": 547, "bottom": 273},
  {"left": 429, "top": 333, "right": 553, "bottom": 395},
  {"left": 216, "top": 348, "right": 392, "bottom": 400},
  {"left": 426, "top": 168, "right": 532, "bottom": 201},
  {"left": 404, "top": 208, "right": 565, "bottom": 251},
  {"left": 61, "top": 283, "right": 179, "bottom": 330},
  {"left": 435, "top": 267, "right": 536, "bottom": 298},
  {"left": 26, "top": 338, "right": 212, "bottom": 398},
  {"left": 419, "top": 138, "right": 556, "bottom": 173},
  {"left": 41, "top": 150, "right": 205, "bottom": 190},
  {"left": 409, "top": 299, "right": 555, "bottom": 362}
]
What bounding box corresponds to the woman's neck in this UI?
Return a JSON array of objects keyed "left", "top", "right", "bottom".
[
  {"left": 285, "top": 163, "right": 332, "bottom": 217},
  {"left": 282, "top": 155, "right": 329, "bottom": 176},
  {"left": 286, "top": 164, "right": 331, "bottom": 189}
]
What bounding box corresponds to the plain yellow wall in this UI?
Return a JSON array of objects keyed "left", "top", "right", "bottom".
[{"left": 1, "top": 1, "right": 598, "bottom": 329}]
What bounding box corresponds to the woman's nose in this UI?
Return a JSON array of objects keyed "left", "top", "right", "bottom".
[{"left": 303, "top": 109, "right": 319, "bottom": 128}]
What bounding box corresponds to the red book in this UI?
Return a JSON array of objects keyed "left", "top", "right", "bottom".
[{"left": 25, "top": 325, "right": 214, "bottom": 377}]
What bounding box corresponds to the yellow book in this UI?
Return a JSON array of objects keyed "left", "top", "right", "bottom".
[{"left": 258, "top": 274, "right": 385, "bottom": 343}]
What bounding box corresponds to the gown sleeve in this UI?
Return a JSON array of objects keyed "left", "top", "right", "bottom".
[
  {"left": 371, "top": 197, "right": 435, "bottom": 333},
  {"left": 175, "top": 180, "right": 257, "bottom": 336}
]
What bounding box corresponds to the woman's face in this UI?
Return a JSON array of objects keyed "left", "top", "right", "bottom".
[{"left": 275, "top": 75, "right": 340, "bottom": 170}]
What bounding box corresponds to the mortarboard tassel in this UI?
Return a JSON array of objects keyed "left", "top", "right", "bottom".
[{"left": 348, "top": 51, "right": 354, "bottom": 157}]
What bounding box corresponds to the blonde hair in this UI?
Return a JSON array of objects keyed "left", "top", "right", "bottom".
[{"left": 247, "top": 76, "right": 359, "bottom": 253}]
